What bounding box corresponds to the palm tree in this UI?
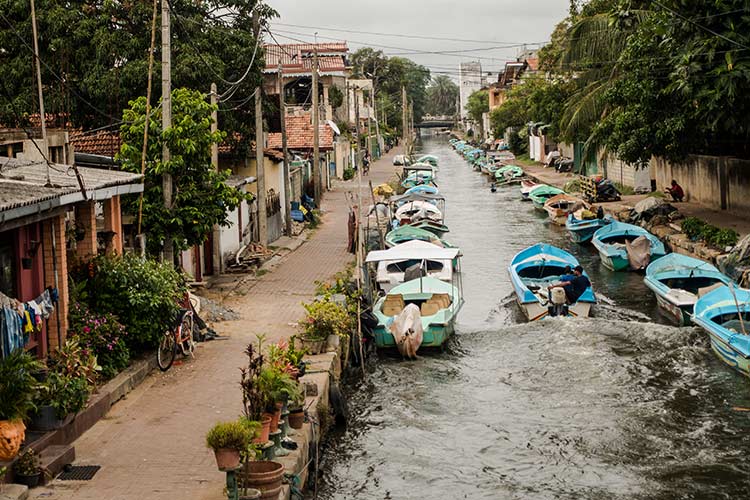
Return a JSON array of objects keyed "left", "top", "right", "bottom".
[{"left": 426, "top": 75, "right": 459, "bottom": 116}]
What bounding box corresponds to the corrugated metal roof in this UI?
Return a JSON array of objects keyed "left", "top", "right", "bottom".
[{"left": 0, "top": 157, "right": 142, "bottom": 213}]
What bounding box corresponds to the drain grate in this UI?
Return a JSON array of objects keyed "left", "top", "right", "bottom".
[{"left": 57, "top": 465, "right": 101, "bottom": 481}]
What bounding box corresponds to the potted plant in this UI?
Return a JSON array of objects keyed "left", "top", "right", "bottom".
[
  {"left": 240, "top": 344, "right": 272, "bottom": 444},
  {"left": 258, "top": 365, "right": 303, "bottom": 432},
  {"left": 31, "top": 372, "right": 90, "bottom": 430},
  {"left": 205, "top": 420, "right": 256, "bottom": 471},
  {"left": 0, "top": 351, "right": 44, "bottom": 461},
  {"left": 287, "top": 391, "right": 306, "bottom": 430},
  {"left": 12, "top": 448, "right": 42, "bottom": 488},
  {"left": 299, "top": 300, "right": 351, "bottom": 354}
]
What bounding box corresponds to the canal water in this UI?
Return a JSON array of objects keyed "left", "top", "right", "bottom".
[{"left": 316, "top": 136, "right": 750, "bottom": 500}]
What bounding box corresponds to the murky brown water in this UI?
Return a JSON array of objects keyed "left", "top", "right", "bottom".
[{"left": 315, "top": 136, "right": 750, "bottom": 500}]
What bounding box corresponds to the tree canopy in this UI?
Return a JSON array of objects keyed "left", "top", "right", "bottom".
[
  {"left": 426, "top": 75, "right": 459, "bottom": 116},
  {"left": 349, "top": 47, "right": 431, "bottom": 133},
  {"left": 118, "top": 88, "right": 247, "bottom": 255},
  {"left": 0, "top": 0, "right": 276, "bottom": 154}
]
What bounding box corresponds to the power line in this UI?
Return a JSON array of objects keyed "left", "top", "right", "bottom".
[{"left": 652, "top": 1, "right": 750, "bottom": 50}]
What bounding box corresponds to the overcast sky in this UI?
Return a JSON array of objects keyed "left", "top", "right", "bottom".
[{"left": 267, "top": 0, "right": 568, "bottom": 80}]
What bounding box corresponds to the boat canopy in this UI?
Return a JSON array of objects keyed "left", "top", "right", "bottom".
[
  {"left": 366, "top": 240, "right": 460, "bottom": 263},
  {"left": 387, "top": 276, "right": 458, "bottom": 297},
  {"left": 403, "top": 163, "right": 434, "bottom": 173},
  {"left": 390, "top": 192, "right": 445, "bottom": 205}
]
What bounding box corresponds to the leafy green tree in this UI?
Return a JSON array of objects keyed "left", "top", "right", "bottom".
[
  {"left": 0, "top": 0, "right": 275, "bottom": 154},
  {"left": 426, "top": 75, "right": 459, "bottom": 116},
  {"left": 465, "top": 90, "right": 489, "bottom": 137},
  {"left": 118, "top": 88, "right": 246, "bottom": 255},
  {"left": 349, "top": 47, "right": 431, "bottom": 133}
]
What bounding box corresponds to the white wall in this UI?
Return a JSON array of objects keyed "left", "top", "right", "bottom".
[{"left": 459, "top": 62, "right": 483, "bottom": 121}]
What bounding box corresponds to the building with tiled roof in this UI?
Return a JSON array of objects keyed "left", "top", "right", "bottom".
[
  {"left": 263, "top": 42, "right": 349, "bottom": 76},
  {"left": 267, "top": 114, "right": 334, "bottom": 151},
  {"left": 69, "top": 128, "right": 122, "bottom": 157}
]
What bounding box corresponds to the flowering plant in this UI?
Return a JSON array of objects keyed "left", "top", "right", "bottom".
[
  {"left": 68, "top": 301, "right": 130, "bottom": 380},
  {"left": 299, "top": 299, "right": 352, "bottom": 340}
]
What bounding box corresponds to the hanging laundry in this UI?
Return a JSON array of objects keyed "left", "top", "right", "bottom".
[{"left": 0, "top": 306, "right": 24, "bottom": 358}]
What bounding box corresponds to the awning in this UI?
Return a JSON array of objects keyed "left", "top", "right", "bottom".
[{"left": 366, "top": 240, "right": 460, "bottom": 263}]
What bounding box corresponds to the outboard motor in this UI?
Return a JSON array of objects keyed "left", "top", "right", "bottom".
[{"left": 548, "top": 287, "right": 569, "bottom": 317}]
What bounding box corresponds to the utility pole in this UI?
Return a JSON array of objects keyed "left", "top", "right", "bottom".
[
  {"left": 401, "top": 86, "right": 408, "bottom": 153},
  {"left": 253, "top": 11, "right": 267, "bottom": 245},
  {"left": 354, "top": 86, "right": 360, "bottom": 171},
  {"left": 312, "top": 49, "right": 321, "bottom": 203},
  {"left": 373, "top": 86, "right": 381, "bottom": 157},
  {"left": 278, "top": 62, "right": 292, "bottom": 236},
  {"left": 161, "top": 0, "right": 174, "bottom": 264},
  {"left": 210, "top": 82, "right": 221, "bottom": 273},
  {"left": 29, "top": 0, "right": 48, "bottom": 173}
]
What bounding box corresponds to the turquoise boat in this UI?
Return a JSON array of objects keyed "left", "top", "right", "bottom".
[
  {"left": 644, "top": 254, "right": 731, "bottom": 325},
  {"left": 592, "top": 221, "right": 667, "bottom": 271},
  {"left": 385, "top": 225, "right": 449, "bottom": 248},
  {"left": 693, "top": 285, "right": 750, "bottom": 378},
  {"left": 529, "top": 185, "right": 565, "bottom": 210},
  {"left": 566, "top": 213, "right": 612, "bottom": 243},
  {"left": 494, "top": 165, "right": 524, "bottom": 183},
  {"left": 409, "top": 220, "right": 450, "bottom": 238},
  {"left": 508, "top": 243, "right": 596, "bottom": 321},
  {"left": 372, "top": 277, "right": 464, "bottom": 350},
  {"left": 405, "top": 185, "right": 439, "bottom": 196},
  {"left": 417, "top": 154, "right": 439, "bottom": 167}
]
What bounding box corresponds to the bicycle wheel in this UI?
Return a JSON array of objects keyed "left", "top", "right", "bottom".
[
  {"left": 157, "top": 331, "right": 177, "bottom": 371},
  {"left": 180, "top": 313, "right": 195, "bottom": 355}
]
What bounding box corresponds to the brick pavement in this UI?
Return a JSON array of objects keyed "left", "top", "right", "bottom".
[{"left": 29, "top": 148, "right": 401, "bottom": 500}]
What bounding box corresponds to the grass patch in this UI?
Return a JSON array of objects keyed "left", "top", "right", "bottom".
[{"left": 614, "top": 182, "right": 636, "bottom": 196}]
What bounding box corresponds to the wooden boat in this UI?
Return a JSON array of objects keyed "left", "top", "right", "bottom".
[
  {"left": 508, "top": 243, "right": 596, "bottom": 321},
  {"left": 520, "top": 180, "right": 539, "bottom": 200},
  {"left": 372, "top": 276, "right": 464, "bottom": 351},
  {"left": 385, "top": 225, "right": 450, "bottom": 248},
  {"left": 592, "top": 221, "right": 667, "bottom": 271},
  {"left": 366, "top": 240, "right": 459, "bottom": 293},
  {"left": 529, "top": 185, "right": 565, "bottom": 210},
  {"left": 692, "top": 285, "right": 750, "bottom": 378},
  {"left": 566, "top": 213, "right": 612, "bottom": 243},
  {"left": 644, "top": 254, "right": 731, "bottom": 325},
  {"left": 543, "top": 194, "right": 589, "bottom": 225}
]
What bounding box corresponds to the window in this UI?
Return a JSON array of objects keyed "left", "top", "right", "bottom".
[{"left": 0, "top": 235, "right": 17, "bottom": 297}]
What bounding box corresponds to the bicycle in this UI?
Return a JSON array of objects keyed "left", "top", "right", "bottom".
[{"left": 157, "top": 309, "right": 195, "bottom": 371}]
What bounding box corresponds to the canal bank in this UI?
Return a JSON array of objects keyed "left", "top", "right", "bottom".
[
  {"left": 316, "top": 135, "right": 750, "bottom": 500},
  {"left": 28, "top": 149, "right": 402, "bottom": 500}
]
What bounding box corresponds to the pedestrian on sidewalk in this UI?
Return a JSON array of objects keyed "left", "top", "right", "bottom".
[
  {"left": 363, "top": 150, "right": 371, "bottom": 175},
  {"left": 665, "top": 179, "right": 684, "bottom": 202}
]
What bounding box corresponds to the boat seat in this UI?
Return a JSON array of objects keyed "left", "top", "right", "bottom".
[
  {"left": 382, "top": 295, "right": 405, "bottom": 316},
  {"left": 420, "top": 301, "right": 441, "bottom": 316},
  {"left": 430, "top": 294, "right": 452, "bottom": 308},
  {"left": 698, "top": 282, "right": 724, "bottom": 297}
]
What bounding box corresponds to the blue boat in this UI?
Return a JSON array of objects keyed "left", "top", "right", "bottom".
[
  {"left": 692, "top": 285, "right": 750, "bottom": 378},
  {"left": 592, "top": 221, "right": 667, "bottom": 271},
  {"left": 508, "top": 243, "right": 596, "bottom": 321},
  {"left": 404, "top": 185, "right": 439, "bottom": 196},
  {"left": 566, "top": 213, "right": 612, "bottom": 243},
  {"left": 644, "top": 254, "right": 732, "bottom": 326}
]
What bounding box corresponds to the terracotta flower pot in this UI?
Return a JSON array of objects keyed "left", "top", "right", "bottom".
[
  {"left": 0, "top": 419, "right": 25, "bottom": 461},
  {"left": 287, "top": 409, "right": 304, "bottom": 429},
  {"left": 214, "top": 448, "right": 241, "bottom": 471},
  {"left": 253, "top": 415, "right": 272, "bottom": 444},
  {"left": 268, "top": 407, "right": 282, "bottom": 433},
  {"left": 239, "top": 461, "right": 284, "bottom": 499}
]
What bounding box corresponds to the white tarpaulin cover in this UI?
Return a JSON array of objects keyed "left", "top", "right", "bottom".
[
  {"left": 366, "top": 241, "right": 460, "bottom": 263},
  {"left": 626, "top": 235, "right": 652, "bottom": 270},
  {"left": 389, "top": 303, "right": 423, "bottom": 358}
]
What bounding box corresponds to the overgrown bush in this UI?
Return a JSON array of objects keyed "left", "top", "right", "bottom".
[
  {"left": 71, "top": 254, "right": 186, "bottom": 353},
  {"left": 299, "top": 299, "right": 352, "bottom": 340},
  {"left": 68, "top": 300, "right": 130, "bottom": 380},
  {"left": 343, "top": 167, "right": 355, "bottom": 180},
  {"left": 680, "top": 217, "right": 738, "bottom": 249}
]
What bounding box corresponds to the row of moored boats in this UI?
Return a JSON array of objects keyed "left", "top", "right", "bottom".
[{"left": 451, "top": 138, "right": 750, "bottom": 379}]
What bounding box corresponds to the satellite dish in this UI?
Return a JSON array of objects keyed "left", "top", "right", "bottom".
[{"left": 326, "top": 120, "right": 341, "bottom": 135}]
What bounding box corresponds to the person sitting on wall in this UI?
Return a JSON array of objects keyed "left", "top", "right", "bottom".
[{"left": 665, "top": 179, "right": 684, "bottom": 202}]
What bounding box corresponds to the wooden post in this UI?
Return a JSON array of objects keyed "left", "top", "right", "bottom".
[
  {"left": 312, "top": 49, "right": 321, "bottom": 203},
  {"left": 254, "top": 12, "right": 267, "bottom": 245},
  {"left": 279, "top": 63, "right": 293, "bottom": 236}
]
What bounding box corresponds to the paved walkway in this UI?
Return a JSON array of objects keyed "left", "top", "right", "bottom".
[{"left": 30, "top": 149, "right": 400, "bottom": 500}]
